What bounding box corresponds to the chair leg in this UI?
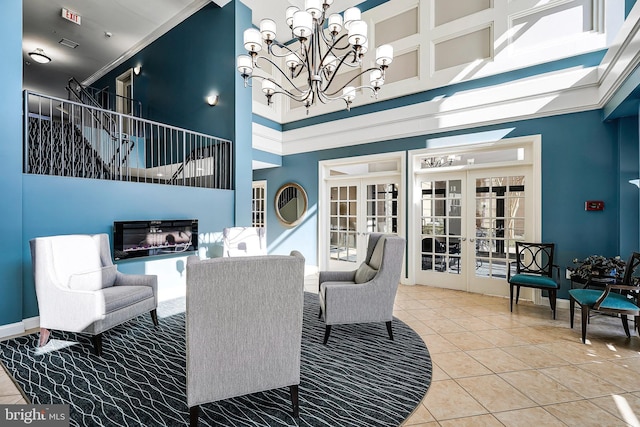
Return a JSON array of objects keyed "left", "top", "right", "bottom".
[
  {"left": 150, "top": 309, "right": 159, "bottom": 327},
  {"left": 386, "top": 321, "right": 394, "bottom": 341},
  {"left": 549, "top": 289, "right": 557, "bottom": 320},
  {"left": 580, "top": 305, "right": 589, "bottom": 343},
  {"left": 318, "top": 308, "right": 322, "bottom": 319},
  {"left": 621, "top": 314, "right": 631, "bottom": 338},
  {"left": 509, "top": 283, "right": 514, "bottom": 312},
  {"left": 515, "top": 285, "right": 521, "bottom": 305},
  {"left": 189, "top": 405, "right": 199, "bottom": 427},
  {"left": 39, "top": 328, "right": 50, "bottom": 347},
  {"left": 91, "top": 333, "right": 103, "bottom": 356},
  {"left": 323, "top": 325, "right": 332, "bottom": 345},
  {"left": 290, "top": 385, "right": 299, "bottom": 418},
  {"left": 569, "top": 297, "right": 575, "bottom": 329}
]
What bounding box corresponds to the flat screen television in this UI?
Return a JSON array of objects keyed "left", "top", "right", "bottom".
[{"left": 113, "top": 219, "right": 198, "bottom": 260}]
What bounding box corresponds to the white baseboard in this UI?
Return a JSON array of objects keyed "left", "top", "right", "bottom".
[
  {"left": 23, "top": 316, "right": 40, "bottom": 332},
  {"left": 0, "top": 317, "right": 40, "bottom": 340}
]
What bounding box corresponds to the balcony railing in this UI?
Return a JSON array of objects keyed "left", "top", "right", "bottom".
[{"left": 23, "top": 90, "right": 233, "bottom": 189}]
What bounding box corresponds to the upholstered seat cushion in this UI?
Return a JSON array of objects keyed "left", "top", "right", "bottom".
[
  {"left": 102, "top": 285, "right": 154, "bottom": 314},
  {"left": 569, "top": 289, "right": 640, "bottom": 311},
  {"left": 509, "top": 273, "right": 558, "bottom": 288}
]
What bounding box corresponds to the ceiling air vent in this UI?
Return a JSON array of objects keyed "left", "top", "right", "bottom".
[{"left": 59, "top": 38, "right": 79, "bottom": 49}]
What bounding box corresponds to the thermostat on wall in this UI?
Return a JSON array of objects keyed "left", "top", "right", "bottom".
[{"left": 585, "top": 201, "right": 604, "bottom": 211}]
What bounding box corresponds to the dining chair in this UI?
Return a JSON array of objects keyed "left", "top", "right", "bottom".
[
  {"left": 569, "top": 252, "right": 640, "bottom": 343},
  {"left": 508, "top": 242, "right": 559, "bottom": 319}
]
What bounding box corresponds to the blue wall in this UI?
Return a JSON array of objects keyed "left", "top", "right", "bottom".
[
  {"left": 21, "top": 176, "right": 234, "bottom": 318},
  {"left": 255, "top": 110, "right": 632, "bottom": 299},
  {"left": 94, "top": 1, "right": 254, "bottom": 226},
  {"left": 0, "top": 0, "right": 23, "bottom": 326},
  {"left": 618, "top": 116, "right": 640, "bottom": 256}
]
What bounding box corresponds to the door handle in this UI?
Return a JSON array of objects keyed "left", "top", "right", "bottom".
[
  {"left": 461, "top": 237, "right": 467, "bottom": 241},
  {"left": 469, "top": 238, "right": 475, "bottom": 242}
]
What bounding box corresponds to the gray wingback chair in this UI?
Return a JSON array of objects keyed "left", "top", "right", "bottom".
[
  {"left": 185, "top": 251, "right": 305, "bottom": 427},
  {"left": 318, "top": 233, "right": 405, "bottom": 344},
  {"left": 30, "top": 233, "right": 158, "bottom": 356}
]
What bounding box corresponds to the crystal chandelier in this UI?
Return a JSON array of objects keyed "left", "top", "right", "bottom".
[{"left": 236, "top": 0, "right": 394, "bottom": 113}]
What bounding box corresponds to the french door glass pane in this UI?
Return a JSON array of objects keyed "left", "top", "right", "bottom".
[
  {"left": 366, "top": 183, "right": 398, "bottom": 233},
  {"left": 421, "top": 178, "right": 462, "bottom": 275},
  {"left": 330, "top": 185, "right": 358, "bottom": 263},
  {"left": 475, "top": 175, "right": 525, "bottom": 278}
]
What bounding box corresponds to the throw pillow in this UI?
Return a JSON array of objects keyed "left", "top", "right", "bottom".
[
  {"left": 355, "top": 262, "right": 378, "bottom": 284},
  {"left": 68, "top": 265, "right": 117, "bottom": 291},
  {"left": 368, "top": 236, "right": 387, "bottom": 270}
]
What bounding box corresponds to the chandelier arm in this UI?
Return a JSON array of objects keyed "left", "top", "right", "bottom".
[
  {"left": 320, "top": 50, "right": 368, "bottom": 93},
  {"left": 266, "top": 41, "right": 305, "bottom": 59},
  {"left": 323, "top": 66, "right": 384, "bottom": 97},
  {"left": 318, "top": 31, "right": 352, "bottom": 53},
  {"left": 255, "top": 56, "right": 310, "bottom": 94},
  {"left": 250, "top": 75, "right": 312, "bottom": 101}
]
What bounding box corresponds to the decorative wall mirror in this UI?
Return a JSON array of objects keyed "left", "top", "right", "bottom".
[{"left": 275, "top": 182, "right": 308, "bottom": 227}]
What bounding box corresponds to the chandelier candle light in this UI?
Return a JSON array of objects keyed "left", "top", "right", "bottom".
[{"left": 237, "top": 0, "right": 393, "bottom": 113}]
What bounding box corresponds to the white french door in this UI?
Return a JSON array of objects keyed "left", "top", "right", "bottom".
[
  {"left": 328, "top": 178, "right": 400, "bottom": 271},
  {"left": 415, "top": 166, "right": 533, "bottom": 297}
]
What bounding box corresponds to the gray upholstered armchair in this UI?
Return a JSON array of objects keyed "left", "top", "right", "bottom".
[
  {"left": 318, "top": 233, "right": 405, "bottom": 344},
  {"left": 30, "top": 233, "right": 158, "bottom": 356},
  {"left": 185, "top": 251, "right": 305, "bottom": 427}
]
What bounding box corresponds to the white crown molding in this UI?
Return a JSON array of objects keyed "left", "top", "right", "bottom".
[
  {"left": 277, "top": 66, "right": 601, "bottom": 155},
  {"left": 598, "top": 3, "right": 640, "bottom": 105},
  {"left": 253, "top": 123, "right": 284, "bottom": 155},
  {"left": 83, "top": 0, "right": 211, "bottom": 86}
]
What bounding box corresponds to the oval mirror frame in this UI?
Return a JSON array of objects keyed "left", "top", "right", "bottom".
[{"left": 274, "top": 182, "right": 308, "bottom": 227}]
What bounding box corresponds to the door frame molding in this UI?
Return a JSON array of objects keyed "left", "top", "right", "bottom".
[
  {"left": 407, "top": 135, "right": 542, "bottom": 298},
  {"left": 318, "top": 151, "right": 407, "bottom": 280}
]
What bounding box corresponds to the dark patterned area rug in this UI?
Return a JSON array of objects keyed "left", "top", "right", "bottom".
[{"left": 0, "top": 293, "right": 432, "bottom": 426}]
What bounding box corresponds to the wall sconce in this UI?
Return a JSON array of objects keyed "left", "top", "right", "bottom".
[
  {"left": 133, "top": 65, "right": 141, "bottom": 75},
  {"left": 629, "top": 179, "right": 640, "bottom": 188},
  {"left": 207, "top": 95, "right": 219, "bottom": 106}
]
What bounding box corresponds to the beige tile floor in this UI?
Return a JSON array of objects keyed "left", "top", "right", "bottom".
[
  {"left": 396, "top": 284, "right": 640, "bottom": 427},
  {"left": 2, "top": 283, "right": 640, "bottom": 426}
]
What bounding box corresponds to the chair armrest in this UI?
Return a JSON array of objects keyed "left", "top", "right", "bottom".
[
  {"left": 552, "top": 265, "right": 561, "bottom": 287},
  {"left": 318, "top": 270, "right": 356, "bottom": 290},
  {"left": 37, "top": 287, "right": 110, "bottom": 331},
  {"left": 507, "top": 261, "right": 517, "bottom": 281},
  {"left": 321, "top": 281, "right": 387, "bottom": 324}
]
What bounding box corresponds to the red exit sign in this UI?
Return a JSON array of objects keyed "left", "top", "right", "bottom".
[{"left": 61, "top": 8, "right": 81, "bottom": 25}]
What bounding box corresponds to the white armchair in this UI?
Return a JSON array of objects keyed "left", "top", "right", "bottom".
[{"left": 30, "top": 233, "right": 158, "bottom": 356}]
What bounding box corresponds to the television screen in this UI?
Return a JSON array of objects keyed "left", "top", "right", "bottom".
[{"left": 113, "top": 219, "right": 198, "bottom": 260}]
